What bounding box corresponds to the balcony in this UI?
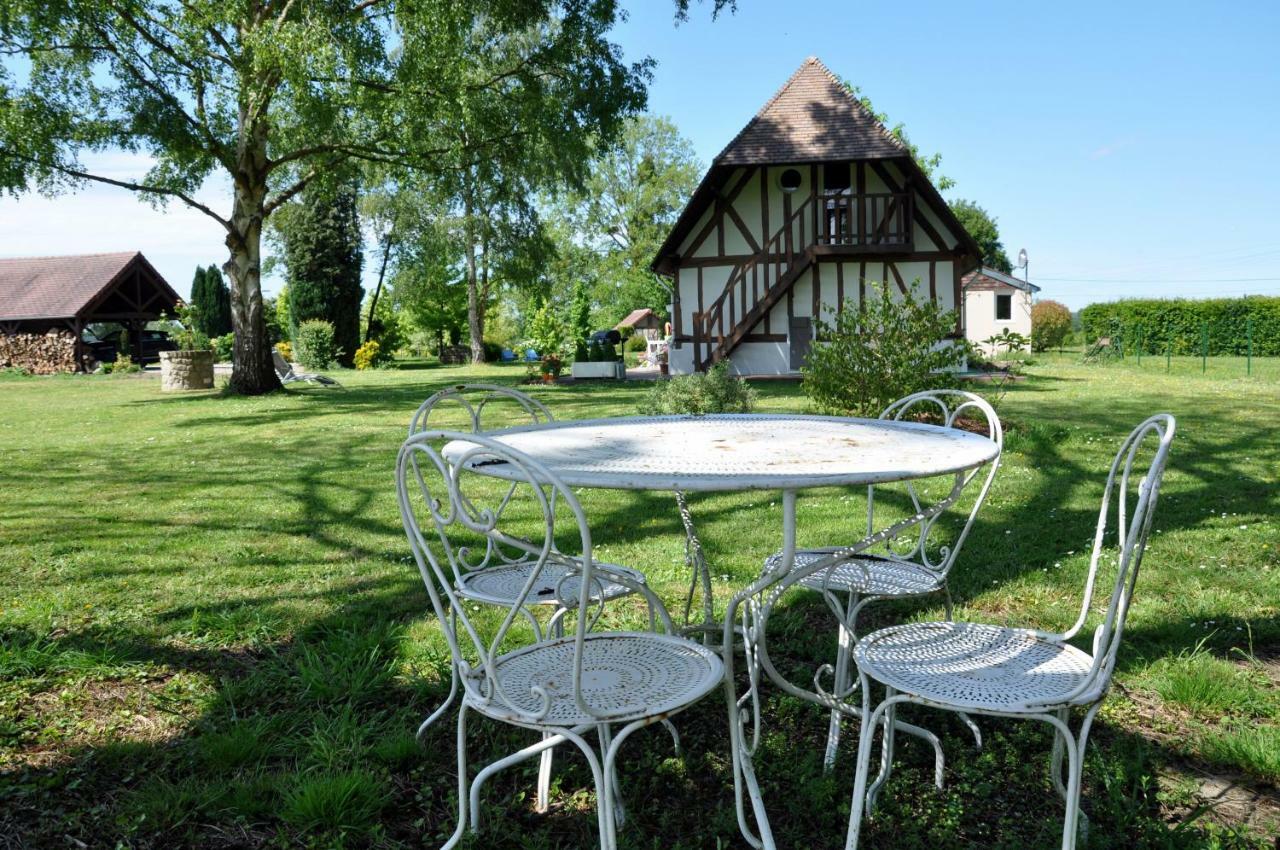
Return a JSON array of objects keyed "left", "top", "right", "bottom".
[{"left": 816, "top": 191, "right": 912, "bottom": 250}]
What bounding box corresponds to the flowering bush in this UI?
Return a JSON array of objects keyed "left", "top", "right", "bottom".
[{"left": 354, "top": 340, "right": 380, "bottom": 370}]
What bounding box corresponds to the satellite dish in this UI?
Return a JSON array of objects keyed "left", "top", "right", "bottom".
[{"left": 1018, "top": 248, "right": 1028, "bottom": 269}]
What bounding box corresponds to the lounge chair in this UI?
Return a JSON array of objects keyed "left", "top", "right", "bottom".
[{"left": 273, "top": 350, "right": 340, "bottom": 387}]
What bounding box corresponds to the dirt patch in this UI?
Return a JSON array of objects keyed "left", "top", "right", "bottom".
[{"left": 1158, "top": 761, "right": 1280, "bottom": 838}]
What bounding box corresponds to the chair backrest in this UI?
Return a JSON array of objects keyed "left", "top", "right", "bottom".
[
  {"left": 1053, "top": 413, "right": 1175, "bottom": 705},
  {"left": 408, "top": 384, "right": 553, "bottom": 437},
  {"left": 397, "top": 430, "right": 613, "bottom": 723},
  {"left": 272, "top": 349, "right": 293, "bottom": 378},
  {"left": 867, "top": 390, "right": 1003, "bottom": 579}
]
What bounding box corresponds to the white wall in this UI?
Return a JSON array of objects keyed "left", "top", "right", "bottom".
[{"left": 963, "top": 285, "right": 1033, "bottom": 353}]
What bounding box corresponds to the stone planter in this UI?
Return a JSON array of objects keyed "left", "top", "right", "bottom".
[
  {"left": 160, "top": 350, "right": 215, "bottom": 391},
  {"left": 570, "top": 361, "right": 625, "bottom": 380}
]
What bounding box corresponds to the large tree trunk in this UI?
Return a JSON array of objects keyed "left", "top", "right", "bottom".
[
  {"left": 224, "top": 117, "right": 281, "bottom": 395},
  {"left": 464, "top": 199, "right": 485, "bottom": 364}
]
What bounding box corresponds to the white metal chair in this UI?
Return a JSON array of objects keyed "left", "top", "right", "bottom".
[
  {"left": 762, "top": 390, "right": 1003, "bottom": 768},
  {"left": 272, "top": 349, "right": 340, "bottom": 386},
  {"left": 408, "top": 384, "right": 653, "bottom": 812},
  {"left": 844, "top": 413, "right": 1175, "bottom": 850},
  {"left": 397, "top": 430, "right": 723, "bottom": 850}
]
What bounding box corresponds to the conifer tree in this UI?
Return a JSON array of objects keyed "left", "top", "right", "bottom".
[{"left": 283, "top": 184, "right": 363, "bottom": 366}]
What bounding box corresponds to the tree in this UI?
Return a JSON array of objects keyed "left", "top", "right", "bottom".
[
  {"left": 949, "top": 200, "right": 1013, "bottom": 273},
  {"left": 1031, "top": 300, "right": 1072, "bottom": 351},
  {"left": 545, "top": 115, "right": 702, "bottom": 322},
  {"left": 190, "top": 265, "right": 232, "bottom": 338},
  {"left": 841, "top": 81, "right": 953, "bottom": 192},
  {"left": 0, "top": 1, "right": 655, "bottom": 394},
  {"left": 281, "top": 183, "right": 363, "bottom": 366}
]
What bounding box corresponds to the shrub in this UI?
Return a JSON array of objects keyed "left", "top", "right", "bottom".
[
  {"left": 601, "top": 341, "right": 619, "bottom": 362},
  {"left": 802, "top": 282, "right": 962, "bottom": 418},
  {"left": 1031, "top": 300, "right": 1072, "bottom": 351},
  {"left": 274, "top": 340, "right": 293, "bottom": 362},
  {"left": 526, "top": 300, "right": 564, "bottom": 360},
  {"left": 481, "top": 340, "right": 503, "bottom": 362},
  {"left": 625, "top": 333, "right": 647, "bottom": 352},
  {"left": 573, "top": 340, "right": 589, "bottom": 362},
  {"left": 586, "top": 341, "right": 603, "bottom": 362},
  {"left": 212, "top": 332, "right": 235, "bottom": 362},
  {"left": 1079, "top": 296, "right": 1280, "bottom": 356},
  {"left": 353, "top": 340, "right": 380, "bottom": 370},
  {"left": 638, "top": 362, "right": 756, "bottom": 415},
  {"left": 293, "top": 319, "right": 338, "bottom": 370}
]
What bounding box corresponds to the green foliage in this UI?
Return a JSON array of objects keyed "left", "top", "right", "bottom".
[
  {"left": 0, "top": 0, "right": 650, "bottom": 393},
  {"left": 544, "top": 115, "right": 702, "bottom": 321},
  {"left": 1031, "top": 300, "right": 1073, "bottom": 351},
  {"left": 984, "top": 328, "right": 1030, "bottom": 355},
  {"left": 638, "top": 362, "right": 756, "bottom": 415},
  {"left": 601, "top": 341, "right": 620, "bottom": 362},
  {"left": 353, "top": 341, "right": 381, "bottom": 370},
  {"left": 625, "top": 333, "right": 648, "bottom": 352},
  {"left": 211, "top": 333, "right": 235, "bottom": 362},
  {"left": 274, "top": 341, "right": 293, "bottom": 362},
  {"left": 802, "top": 282, "right": 962, "bottom": 417},
  {"left": 283, "top": 184, "right": 364, "bottom": 367},
  {"left": 168, "top": 303, "right": 211, "bottom": 352},
  {"left": 293, "top": 320, "right": 338, "bottom": 371},
  {"left": 189, "top": 266, "right": 232, "bottom": 338},
  {"left": 586, "top": 341, "right": 604, "bottom": 362},
  {"left": 1079, "top": 297, "right": 1280, "bottom": 356},
  {"left": 103, "top": 353, "right": 141, "bottom": 374},
  {"left": 948, "top": 200, "right": 1012, "bottom": 273},
  {"left": 525, "top": 300, "right": 564, "bottom": 358},
  {"left": 264, "top": 288, "right": 289, "bottom": 345},
  {"left": 569, "top": 281, "right": 592, "bottom": 345}
]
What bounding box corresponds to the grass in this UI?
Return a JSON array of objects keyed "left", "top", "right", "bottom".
[{"left": 0, "top": 356, "right": 1277, "bottom": 848}]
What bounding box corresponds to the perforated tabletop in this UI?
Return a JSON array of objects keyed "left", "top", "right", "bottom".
[{"left": 442, "top": 414, "right": 998, "bottom": 492}]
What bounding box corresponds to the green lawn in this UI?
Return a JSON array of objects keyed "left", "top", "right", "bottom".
[{"left": 0, "top": 358, "right": 1277, "bottom": 848}]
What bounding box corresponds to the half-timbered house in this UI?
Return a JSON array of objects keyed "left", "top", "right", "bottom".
[{"left": 652, "top": 57, "right": 983, "bottom": 376}]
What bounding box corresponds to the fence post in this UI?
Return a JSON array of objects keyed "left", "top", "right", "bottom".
[
  {"left": 1201, "top": 321, "right": 1208, "bottom": 373},
  {"left": 1166, "top": 334, "right": 1171, "bottom": 372},
  {"left": 1247, "top": 315, "right": 1253, "bottom": 376}
]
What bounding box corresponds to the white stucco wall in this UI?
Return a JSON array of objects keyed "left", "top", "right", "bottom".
[{"left": 963, "top": 285, "right": 1033, "bottom": 353}]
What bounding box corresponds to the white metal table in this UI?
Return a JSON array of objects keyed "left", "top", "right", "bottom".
[{"left": 443, "top": 413, "right": 999, "bottom": 848}]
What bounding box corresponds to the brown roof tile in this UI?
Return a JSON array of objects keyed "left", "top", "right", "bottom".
[
  {"left": 715, "top": 57, "right": 908, "bottom": 166},
  {"left": 0, "top": 252, "right": 145, "bottom": 321}
]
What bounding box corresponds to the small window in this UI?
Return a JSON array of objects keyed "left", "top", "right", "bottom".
[
  {"left": 995, "top": 293, "right": 1012, "bottom": 321},
  {"left": 823, "top": 163, "right": 851, "bottom": 193},
  {"left": 778, "top": 168, "right": 802, "bottom": 193}
]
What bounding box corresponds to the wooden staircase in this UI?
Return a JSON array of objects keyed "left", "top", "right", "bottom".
[{"left": 693, "top": 194, "right": 816, "bottom": 371}]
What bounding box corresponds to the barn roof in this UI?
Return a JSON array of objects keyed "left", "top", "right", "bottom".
[
  {"left": 0, "top": 252, "right": 179, "bottom": 322},
  {"left": 715, "top": 56, "right": 908, "bottom": 166}
]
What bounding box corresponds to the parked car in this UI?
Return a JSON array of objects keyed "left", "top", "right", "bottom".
[{"left": 81, "top": 328, "right": 176, "bottom": 365}]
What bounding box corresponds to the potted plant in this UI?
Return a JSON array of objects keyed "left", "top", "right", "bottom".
[
  {"left": 159, "top": 303, "right": 215, "bottom": 391},
  {"left": 540, "top": 353, "right": 563, "bottom": 383},
  {"left": 656, "top": 341, "right": 670, "bottom": 376}
]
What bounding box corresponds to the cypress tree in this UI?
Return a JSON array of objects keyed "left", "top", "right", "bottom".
[
  {"left": 283, "top": 183, "right": 364, "bottom": 366},
  {"left": 189, "top": 265, "right": 233, "bottom": 337}
]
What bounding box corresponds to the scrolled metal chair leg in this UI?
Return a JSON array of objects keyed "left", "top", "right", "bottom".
[
  {"left": 443, "top": 704, "right": 470, "bottom": 850},
  {"left": 417, "top": 660, "right": 459, "bottom": 744}
]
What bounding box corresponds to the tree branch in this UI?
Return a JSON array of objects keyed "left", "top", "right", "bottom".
[{"left": 4, "top": 151, "right": 230, "bottom": 230}]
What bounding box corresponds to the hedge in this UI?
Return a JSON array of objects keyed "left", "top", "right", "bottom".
[{"left": 1078, "top": 297, "right": 1280, "bottom": 356}]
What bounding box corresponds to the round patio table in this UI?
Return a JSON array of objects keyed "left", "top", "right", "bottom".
[{"left": 442, "top": 413, "right": 999, "bottom": 850}]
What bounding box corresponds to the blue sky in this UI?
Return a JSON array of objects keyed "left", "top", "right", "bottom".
[{"left": 2, "top": 1, "right": 1277, "bottom": 310}]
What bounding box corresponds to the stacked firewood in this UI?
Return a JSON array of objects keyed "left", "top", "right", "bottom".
[{"left": 0, "top": 330, "right": 79, "bottom": 374}]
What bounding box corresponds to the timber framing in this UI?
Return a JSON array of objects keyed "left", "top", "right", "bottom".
[{"left": 654, "top": 56, "right": 984, "bottom": 374}]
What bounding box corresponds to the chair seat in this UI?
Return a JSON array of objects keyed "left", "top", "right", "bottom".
[
  {"left": 764, "top": 549, "right": 944, "bottom": 597},
  {"left": 853, "top": 621, "right": 1097, "bottom": 713},
  {"left": 472, "top": 632, "right": 724, "bottom": 726},
  {"left": 456, "top": 561, "right": 640, "bottom": 606}
]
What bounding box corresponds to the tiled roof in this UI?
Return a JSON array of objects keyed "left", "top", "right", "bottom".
[
  {"left": 0, "top": 252, "right": 145, "bottom": 320},
  {"left": 615, "top": 308, "right": 656, "bottom": 328},
  {"left": 715, "top": 56, "right": 908, "bottom": 166},
  {"left": 962, "top": 267, "right": 1041, "bottom": 294}
]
